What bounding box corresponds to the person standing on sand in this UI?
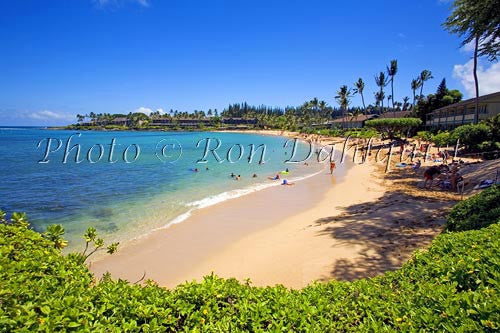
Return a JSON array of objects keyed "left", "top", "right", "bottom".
[
  {"left": 423, "top": 166, "right": 441, "bottom": 189},
  {"left": 330, "top": 161, "right": 336, "bottom": 174}
]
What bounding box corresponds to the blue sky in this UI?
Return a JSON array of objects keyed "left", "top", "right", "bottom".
[{"left": 1, "top": 0, "right": 499, "bottom": 125}]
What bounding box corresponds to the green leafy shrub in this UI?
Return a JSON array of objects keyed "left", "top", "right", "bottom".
[
  {"left": 318, "top": 128, "right": 332, "bottom": 136},
  {"left": 431, "top": 131, "right": 453, "bottom": 147},
  {"left": 365, "top": 118, "right": 422, "bottom": 139},
  {"left": 344, "top": 128, "right": 379, "bottom": 139},
  {"left": 1, "top": 211, "right": 499, "bottom": 331},
  {"left": 450, "top": 123, "right": 492, "bottom": 151},
  {"left": 483, "top": 114, "right": 500, "bottom": 143},
  {"left": 416, "top": 130, "right": 433, "bottom": 141},
  {"left": 446, "top": 185, "right": 500, "bottom": 231}
]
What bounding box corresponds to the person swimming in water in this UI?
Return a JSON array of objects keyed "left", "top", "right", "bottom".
[
  {"left": 230, "top": 172, "right": 235, "bottom": 178},
  {"left": 252, "top": 173, "right": 258, "bottom": 178},
  {"left": 235, "top": 175, "right": 241, "bottom": 181},
  {"left": 268, "top": 173, "right": 280, "bottom": 180}
]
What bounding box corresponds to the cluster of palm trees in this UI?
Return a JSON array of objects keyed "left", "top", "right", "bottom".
[
  {"left": 75, "top": 61, "right": 435, "bottom": 131},
  {"left": 411, "top": 70, "right": 434, "bottom": 108},
  {"left": 334, "top": 60, "right": 434, "bottom": 126},
  {"left": 76, "top": 112, "right": 109, "bottom": 123}
]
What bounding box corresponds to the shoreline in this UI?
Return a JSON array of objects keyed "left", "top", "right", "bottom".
[
  {"left": 90, "top": 130, "right": 465, "bottom": 288},
  {"left": 90, "top": 152, "right": 353, "bottom": 287}
]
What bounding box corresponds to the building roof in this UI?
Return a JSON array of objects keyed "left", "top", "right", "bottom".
[
  {"left": 329, "top": 114, "right": 375, "bottom": 123},
  {"left": 431, "top": 91, "right": 500, "bottom": 113},
  {"left": 112, "top": 117, "right": 128, "bottom": 122}
]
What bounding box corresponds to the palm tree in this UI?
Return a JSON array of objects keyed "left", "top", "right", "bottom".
[
  {"left": 309, "top": 98, "right": 319, "bottom": 119},
  {"left": 402, "top": 96, "right": 410, "bottom": 110},
  {"left": 419, "top": 70, "right": 433, "bottom": 98},
  {"left": 374, "top": 91, "right": 385, "bottom": 113},
  {"left": 353, "top": 78, "right": 366, "bottom": 114},
  {"left": 347, "top": 108, "right": 363, "bottom": 128},
  {"left": 386, "top": 59, "right": 398, "bottom": 112},
  {"left": 375, "top": 72, "right": 388, "bottom": 113},
  {"left": 318, "top": 100, "right": 328, "bottom": 118},
  {"left": 411, "top": 78, "right": 421, "bottom": 108},
  {"left": 300, "top": 101, "right": 313, "bottom": 128},
  {"left": 335, "top": 85, "right": 352, "bottom": 127}
]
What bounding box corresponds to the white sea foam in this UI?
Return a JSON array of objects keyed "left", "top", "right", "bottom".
[
  {"left": 186, "top": 168, "right": 325, "bottom": 209},
  {"left": 132, "top": 166, "right": 326, "bottom": 241}
]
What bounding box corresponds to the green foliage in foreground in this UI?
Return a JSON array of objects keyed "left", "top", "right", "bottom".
[
  {"left": 446, "top": 185, "right": 500, "bottom": 232},
  {"left": 365, "top": 117, "right": 422, "bottom": 139},
  {"left": 1, "top": 211, "right": 499, "bottom": 331}
]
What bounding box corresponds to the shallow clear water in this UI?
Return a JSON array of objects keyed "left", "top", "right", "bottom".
[{"left": 0, "top": 127, "right": 322, "bottom": 249}]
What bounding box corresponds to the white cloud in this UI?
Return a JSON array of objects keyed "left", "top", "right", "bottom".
[
  {"left": 460, "top": 40, "right": 476, "bottom": 53},
  {"left": 134, "top": 106, "right": 153, "bottom": 115},
  {"left": 397, "top": 32, "right": 406, "bottom": 38},
  {"left": 133, "top": 107, "right": 164, "bottom": 115},
  {"left": 452, "top": 60, "right": 500, "bottom": 97},
  {"left": 28, "top": 110, "right": 75, "bottom": 121}
]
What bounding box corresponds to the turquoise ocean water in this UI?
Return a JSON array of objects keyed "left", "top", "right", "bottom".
[{"left": 0, "top": 128, "right": 323, "bottom": 249}]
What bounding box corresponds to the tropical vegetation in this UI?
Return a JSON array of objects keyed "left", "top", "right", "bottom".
[
  {"left": 67, "top": 60, "right": 441, "bottom": 133},
  {"left": 427, "top": 114, "right": 500, "bottom": 153},
  {"left": 365, "top": 118, "right": 422, "bottom": 140},
  {"left": 414, "top": 78, "right": 463, "bottom": 123}
]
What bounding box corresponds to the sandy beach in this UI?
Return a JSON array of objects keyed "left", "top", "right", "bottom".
[{"left": 91, "top": 130, "right": 495, "bottom": 288}]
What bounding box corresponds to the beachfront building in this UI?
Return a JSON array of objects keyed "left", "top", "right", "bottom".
[
  {"left": 426, "top": 91, "right": 500, "bottom": 129},
  {"left": 328, "top": 114, "right": 376, "bottom": 128},
  {"left": 326, "top": 110, "right": 413, "bottom": 129},
  {"left": 151, "top": 118, "right": 212, "bottom": 127},
  {"left": 109, "top": 117, "right": 131, "bottom": 126}
]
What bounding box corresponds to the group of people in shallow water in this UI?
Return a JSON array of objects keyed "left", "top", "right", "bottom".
[
  {"left": 223, "top": 158, "right": 338, "bottom": 186},
  {"left": 268, "top": 168, "right": 295, "bottom": 186},
  {"left": 230, "top": 172, "right": 258, "bottom": 181},
  {"left": 228, "top": 168, "right": 295, "bottom": 186},
  {"left": 190, "top": 167, "right": 210, "bottom": 172}
]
